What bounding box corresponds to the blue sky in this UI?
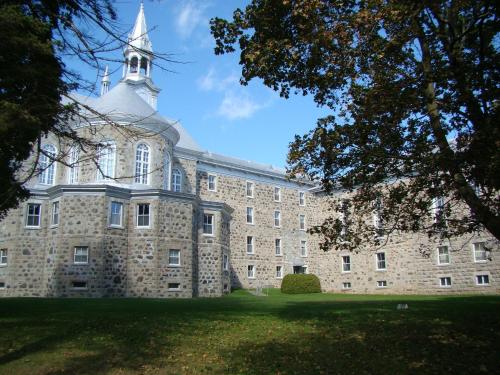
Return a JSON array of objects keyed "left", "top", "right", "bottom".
[{"left": 72, "top": 0, "right": 330, "bottom": 168}]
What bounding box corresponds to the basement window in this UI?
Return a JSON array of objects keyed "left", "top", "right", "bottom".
[
  {"left": 168, "top": 283, "right": 180, "bottom": 290},
  {"left": 71, "top": 281, "right": 87, "bottom": 289}
]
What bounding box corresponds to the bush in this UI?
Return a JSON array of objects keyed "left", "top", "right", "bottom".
[{"left": 281, "top": 274, "right": 321, "bottom": 294}]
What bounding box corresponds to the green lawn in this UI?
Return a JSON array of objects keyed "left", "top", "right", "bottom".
[{"left": 0, "top": 290, "right": 498, "bottom": 375}]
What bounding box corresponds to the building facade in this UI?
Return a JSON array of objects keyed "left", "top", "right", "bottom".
[{"left": 0, "top": 6, "right": 498, "bottom": 297}]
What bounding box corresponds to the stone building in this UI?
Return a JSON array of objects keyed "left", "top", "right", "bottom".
[{"left": 0, "top": 5, "right": 498, "bottom": 297}]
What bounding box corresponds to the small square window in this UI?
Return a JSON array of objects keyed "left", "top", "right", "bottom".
[
  {"left": 439, "top": 276, "right": 452, "bottom": 287},
  {"left": 437, "top": 245, "right": 450, "bottom": 265},
  {"left": 276, "top": 265, "right": 283, "bottom": 279},
  {"left": 274, "top": 210, "right": 281, "bottom": 227},
  {"left": 223, "top": 254, "right": 229, "bottom": 271},
  {"left": 74, "top": 246, "right": 89, "bottom": 265},
  {"left": 51, "top": 201, "right": 59, "bottom": 226},
  {"left": 208, "top": 174, "right": 217, "bottom": 191},
  {"left": 26, "top": 203, "right": 41, "bottom": 227},
  {"left": 476, "top": 274, "right": 489, "bottom": 286},
  {"left": 342, "top": 255, "right": 351, "bottom": 272},
  {"left": 246, "top": 236, "right": 254, "bottom": 254},
  {"left": 71, "top": 281, "right": 87, "bottom": 289},
  {"left": 300, "top": 240, "right": 307, "bottom": 257},
  {"left": 299, "top": 191, "right": 305, "bottom": 206},
  {"left": 0, "top": 249, "right": 7, "bottom": 266},
  {"left": 168, "top": 283, "right": 181, "bottom": 290},
  {"left": 376, "top": 252, "right": 386, "bottom": 270},
  {"left": 377, "top": 280, "right": 387, "bottom": 288},
  {"left": 0, "top": 281, "right": 5, "bottom": 289},
  {"left": 299, "top": 215, "right": 306, "bottom": 231},
  {"left": 109, "top": 201, "right": 123, "bottom": 227},
  {"left": 136, "top": 203, "right": 150, "bottom": 227},
  {"left": 275, "top": 238, "right": 282, "bottom": 256},
  {"left": 274, "top": 187, "right": 281, "bottom": 202},
  {"left": 246, "top": 181, "right": 254, "bottom": 198},
  {"left": 203, "top": 213, "right": 214, "bottom": 235},
  {"left": 246, "top": 207, "right": 254, "bottom": 224},
  {"left": 247, "top": 265, "right": 255, "bottom": 279},
  {"left": 342, "top": 282, "right": 352, "bottom": 290},
  {"left": 473, "top": 242, "right": 488, "bottom": 262},
  {"left": 169, "top": 249, "right": 180, "bottom": 266}
]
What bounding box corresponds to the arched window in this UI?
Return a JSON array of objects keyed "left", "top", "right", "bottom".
[
  {"left": 67, "top": 145, "right": 80, "bottom": 184},
  {"left": 134, "top": 143, "right": 150, "bottom": 184},
  {"left": 130, "top": 56, "right": 138, "bottom": 73},
  {"left": 38, "top": 144, "right": 56, "bottom": 185},
  {"left": 163, "top": 152, "right": 171, "bottom": 190},
  {"left": 96, "top": 141, "right": 116, "bottom": 181},
  {"left": 172, "top": 168, "right": 182, "bottom": 192}
]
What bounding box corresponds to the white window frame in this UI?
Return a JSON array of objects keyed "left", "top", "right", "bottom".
[
  {"left": 203, "top": 213, "right": 214, "bottom": 235},
  {"left": 275, "top": 238, "right": 282, "bottom": 256},
  {"left": 223, "top": 254, "right": 229, "bottom": 271},
  {"left": 73, "top": 246, "right": 89, "bottom": 265},
  {"left": 300, "top": 240, "right": 307, "bottom": 257},
  {"left": 208, "top": 174, "right": 217, "bottom": 192},
  {"left": 299, "top": 214, "right": 306, "bottom": 231},
  {"left": 439, "top": 276, "right": 452, "bottom": 288},
  {"left": 274, "top": 186, "right": 281, "bottom": 202},
  {"left": 51, "top": 201, "right": 59, "bottom": 226},
  {"left": 246, "top": 181, "right": 254, "bottom": 198},
  {"left": 246, "top": 207, "right": 254, "bottom": 225},
  {"left": 25, "top": 203, "right": 42, "bottom": 228},
  {"left": 342, "top": 282, "right": 352, "bottom": 290},
  {"left": 109, "top": 201, "right": 123, "bottom": 227},
  {"left": 168, "top": 249, "right": 181, "bottom": 266},
  {"left": 299, "top": 191, "right": 305, "bottom": 206},
  {"left": 437, "top": 245, "right": 450, "bottom": 265},
  {"left": 274, "top": 210, "right": 281, "bottom": 227},
  {"left": 276, "top": 265, "right": 283, "bottom": 279},
  {"left": 246, "top": 236, "right": 254, "bottom": 254},
  {"left": 38, "top": 144, "right": 57, "bottom": 185},
  {"left": 0, "top": 249, "right": 7, "bottom": 266},
  {"left": 475, "top": 274, "right": 490, "bottom": 286},
  {"left": 168, "top": 283, "right": 181, "bottom": 291},
  {"left": 342, "top": 255, "right": 351, "bottom": 273},
  {"left": 136, "top": 203, "right": 150, "bottom": 228},
  {"left": 163, "top": 152, "right": 172, "bottom": 190},
  {"left": 473, "top": 242, "right": 488, "bottom": 263},
  {"left": 377, "top": 280, "right": 387, "bottom": 288},
  {"left": 134, "top": 143, "right": 150, "bottom": 185},
  {"left": 96, "top": 141, "right": 116, "bottom": 181},
  {"left": 247, "top": 264, "right": 255, "bottom": 279},
  {"left": 172, "top": 168, "right": 182, "bottom": 192},
  {"left": 67, "top": 145, "right": 80, "bottom": 184},
  {"left": 376, "top": 252, "right": 386, "bottom": 271}
]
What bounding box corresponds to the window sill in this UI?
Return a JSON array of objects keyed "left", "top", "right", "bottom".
[
  {"left": 0, "top": 264, "right": 7, "bottom": 268},
  {"left": 341, "top": 270, "right": 351, "bottom": 274},
  {"left": 439, "top": 285, "right": 452, "bottom": 288},
  {"left": 168, "top": 264, "right": 181, "bottom": 267},
  {"left": 246, "top": 222, "right": 255, "bottom": 226},
  {"left": 73, "top": 263, "right": 89, "bottom": 266},
  {"left": 202, "top": 233, "right": 215, "bottom": 237},
  {"left": 25, "top": 226, "right": 41, "bottom": 230},
  {"left": 108, "top": 225, "right": 124, "bottom": 230},
  {"left": 474, "top": 260, "right": 488, "bottom": 264},
  {"left": 475, "top": 284, "right": 490, "bottom": 287},
  {"left": 135, "top": 226, "right": 152, "bottom": 230},
  {"left": 376, "top": 269, "right": 387, "bottom": 272},
  {"left": 275, "top": 254, "right": 283, "bottom": 257}
]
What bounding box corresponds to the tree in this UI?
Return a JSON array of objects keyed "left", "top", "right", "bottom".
[{"left": 210, "top": 0, "right": 500, "bottom": 250}]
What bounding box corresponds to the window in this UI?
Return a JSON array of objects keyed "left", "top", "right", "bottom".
[
  {"left": 274, "top": 187, "right": 281, "bottom": 202},
  {"left": 376, "top": 252, "right": 386, "bottom": 270},
  {"left": 247, "top": 265, "right": 255, "bottom": 278},
  {"left": 300, "top": 240, "right": 307, "bottom": 257},
  {"left": 96, "top": 141, "right": 116, "bottom": 181},
  {"left": 299, "top": 215, "right": 306, "bottom": 230},
  {"left": 136, "top": 203, "right": 150, "bottom": 227},
  {"left": 299, "top": 191, "right": 305, "bottom": 206},
  {"left": 208, "top": 174, "right": 217, "bottom": 191},
  {"left": 340, "top": 199, "right": 349, "bottom": 239},
  {"left": 246, "top": 236, "right": 254, "bottom": 254},
  {"left": 168, "top": 249, "right": 180, "bottom": 266},
  {"left": 26, "top": 203, "right": 41, "bottom": 227},
  {"left": 203, "top": 214, "right": 214, "bottom": 235},
  {"left": 168, "top": 283, "right": 180, "bottom": 290},
  {"left": 373, "top": 196, "right": 384, "bottom": 238},
  {"left": 67, "top": 145, "right": 80, "bottom": 184},
  {"left": 476, "top": 274, "right": 489, "bottom": 286},
  {"left": 51, "top": 201, "right": 59, "bottom": 226},
  {"left": 342, "top": 282, "right": 352, "bottom": 289},
  {"left": 274, "top": 210, "right": 281, "bottom": 227},
  {"left": 0, "top": 249, "right": 7, "bottom": 266},
  {"left": 109, "top": 201, "right": 123, "bottom": 227},
  {"left": 71, "top": 281, "right": 87, "bottom": 289},
  {"left": 276, "top": 265, "right": 283, "bottom": 279},
  {"left": 38, "top": 144, "right": 57, "bottom": 185},
  {"left": 342, "top": 255, "right": 351, "bottom": 272},
  {"left": 172, "top": 169, "right": 182, "bottom": 192},
  {"left": 433, "top": 195, "right": 447, "bottom": 228},
  {"left": 473, "top": 242, "right": 488, "bottom": 262},
  {"left": 163, "top": 152, "right": 171, "bottom": 190},
  {"left": 377, "top": 280, "right": 387, "bottom": 288},
  {"left": 74, "top": 247, "right": 89, "bottom": 264},
  {"left": 246, "top": 207, "right": 254, "bottom": 224},
  {"left": 439, "top": 276, "right": 452, "bottom": 287},
  {"left": 275, "top": 239, "right": 282, "bottom": 256},
  {"left": 134, "top": 143, "right": 150, "bottom": 184},
  {"left": 246, "top": 181, "right": 254, "bottom": 198},
  {"left": 223, "top": 254, "right": 229, "bottom": 271},
  {"left": 0, "top": 282, "right": 5, "bottom": 289},
  {"left": 437, "top": 246, "right": 450, "bottom": 265}
]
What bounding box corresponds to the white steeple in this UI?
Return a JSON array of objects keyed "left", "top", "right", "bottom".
[
  {"left": 128, "top": 1, "right": 153, "bottom": 54},
  {"left": 100, "top": 65, "right": 111, "bottom": 96}
]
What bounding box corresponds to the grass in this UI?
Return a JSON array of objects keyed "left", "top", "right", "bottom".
[{"left": 0, "top": 290, "right": 498, "bottom": 375}]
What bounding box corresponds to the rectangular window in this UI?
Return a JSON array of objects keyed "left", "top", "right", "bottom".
[
  {"left": 109, "top": 201, "right": 123, "bottom": 227},
  {"left": 342, "top": 255, "right": 351, "bottom": 272},
  {"left": 299, "top": 191, "right": 305, "bottom": 206},
  {"left": 437, "top": 246, "right": 450, "bottom": 265},
  {"left": 74, "top": 246, "right": 89, "bottom": 265},
  {"left": 372, "top": 196, "right": 384, "bottom": 238},
  {"left": 247, "top": 265, "right": 255, "bottom": 279},
  {"left": 136, "top": 203, "right": 150, "bottom": 227},
  {"left": 433, "top": 196, "right": 447, "bottom": 228},
  {"left": 376, "top": 252, "right": 386, "bottom": 270},
  {"left": 473, "top": 242, "right": 487, "bottom": 262},
  {"left": 0, "top": 249, "right": 7, "bottom": 266},
  {"left": 342, "top": 282, "right": 352, "bottom": 290},
  {"left": 208, "top": 174, "right": 217, "bottom": 191},
  {"left": 0, "top": 282, "right": 5, "bottom": 289},
  {"left": 51, "top": 201, "right": 59, "bottom": 226},
  {"left": 377, "top": 280, "right": 387, "bottom": 288},
  {"left": 300, "top": 240, "right": 307, "bottom": 257},
  {"left": 71, "top": 281, "right": 87, "bottom": 289},
  {"left": 439, "top": 276, "right": 452, "bottom": 287},
  {"left": 274, "top": 210, "right": 281, "bottom": 227},
  {"left": 299, "top": 215, "right": 306, "bottom": 230},
  {"left": 246, "top": 207, "right": 254, "bottom": 224},
  {"left": 476, "top": 274, "right": 489, "bottom": 286},
  {"left": 223, "top": 254, "right": 229, "bottom": 271},
  {"left": 276, "top": 265, "right": 283, "bottom": 279},
  {"left": 168, "top": 249, "right": 180, "bottom": 266},
  {"left": 274, "top": 186, "right": 281, "bottom": 202},
  {"left": 26, "top": 203, "right": 41, "bottom": 227},
  {"left": 246, "top": 236, "right": 254, "bottom": 254},
  {"left": 246, "top": 181, "right": 254, "bottom": 198},
  {"left": 203, "top": 214, "right": 214, "bottom": 235},
  {"left": 168, "top": 283, "right": 181, "bottom": 290},
  {"left": 275, "top": 239, "right": 282, "bottom": 256}
]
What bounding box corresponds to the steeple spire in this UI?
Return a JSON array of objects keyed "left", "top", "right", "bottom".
[
  {"left": 128, "top": 1, "right": 152, "bottom": 53},
  {"left": 100, "top": 65, "right": 110, "bottom": 96}
]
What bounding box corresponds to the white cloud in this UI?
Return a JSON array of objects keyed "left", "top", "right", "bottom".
[
  {"left": 174, "top": 1, "right": 210, "bottom": 39},
  {"left": 197, "top": 68, "right": 239, "bottom": 92},
  {"left": 217, "top": 91, "right": 264, "bottom": 120}
]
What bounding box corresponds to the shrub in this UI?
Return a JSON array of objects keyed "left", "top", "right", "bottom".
[{"left": 281, "top": 274, "right": 321, "bottom": 294}]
